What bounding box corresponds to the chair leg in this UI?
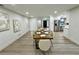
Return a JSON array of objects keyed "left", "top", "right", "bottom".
[
  {"left": 50, "top": 39, "right": 53, "bottom": 47},
  {"left": 35, "top": 40, "right": 39, "bottom": 49}
]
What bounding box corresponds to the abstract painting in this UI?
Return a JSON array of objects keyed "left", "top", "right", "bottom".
[
  {"left": 13, "top": 19, "right": 21, "bottom": 33},
  {"left": 0, "top": 12, "right": 9, "bottom": 32}
]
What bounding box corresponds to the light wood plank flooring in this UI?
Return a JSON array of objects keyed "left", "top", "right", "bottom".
[{"left": 0, "top": 32, "right": 79, "bottom": 55}]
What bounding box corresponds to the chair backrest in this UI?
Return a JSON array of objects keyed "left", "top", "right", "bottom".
[{"left": 39, "top": 39, "right": 51, "bottom": 51}]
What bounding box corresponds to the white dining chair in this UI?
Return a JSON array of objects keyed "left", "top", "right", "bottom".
[{"left": 38, "top": 39, "right": 51, "bottom": 51}]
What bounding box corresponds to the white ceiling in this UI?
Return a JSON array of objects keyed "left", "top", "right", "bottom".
[{"left": 3, "top": 4, "right": 79, "bottom": 17}]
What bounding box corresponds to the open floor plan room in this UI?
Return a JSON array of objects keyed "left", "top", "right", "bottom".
[{"left": 0, "top": 4, "right": 79, "bottom": 55}]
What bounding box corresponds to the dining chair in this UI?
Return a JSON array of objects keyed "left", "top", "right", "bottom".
[{"left": 38, "top": 39, "right": 51, "bottom": 51}]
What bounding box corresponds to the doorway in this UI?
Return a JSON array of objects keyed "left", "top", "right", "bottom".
[{"left": 54, "top": 18, "right": 66, "bottom": 32}]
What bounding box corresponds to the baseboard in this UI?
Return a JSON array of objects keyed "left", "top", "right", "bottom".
[{"left": 63, "top": 36, "right": 79, "bottom": 46}]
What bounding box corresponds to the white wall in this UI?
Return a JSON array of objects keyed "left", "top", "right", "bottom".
[
  {"left": 0, "top": 7, "right": 29, "bottom": 51},
  {"left": 64, "top": 6, "right": 79, "bottom": 45},
  {"left": 29, "top": 18, "right": 37, "bottom": 32},
  {"left": 63, "top": 11, "right": 70, "bottom": 38},
  {"left": 68, "top": 6, "right": 79, "bottom": 45},
  {"left": 50, "top": 16, "right": 54, "bottom": 31}
]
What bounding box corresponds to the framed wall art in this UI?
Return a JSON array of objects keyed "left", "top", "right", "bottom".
[
  {"left": 13, "top": 19, "right": 21, "bottom": 33},
  {"left": 0, "top": 12, "right": 9, "bottom": 32}
]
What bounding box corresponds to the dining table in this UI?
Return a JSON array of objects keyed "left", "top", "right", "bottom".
[{"left": 33, "top": 30, "right": 53, "bottom": 49}]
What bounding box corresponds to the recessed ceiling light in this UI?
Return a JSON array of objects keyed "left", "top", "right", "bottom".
[
  {"left": 54, "top": 10, "right": 58, "bottom": 14},
  {"left": 25, "top": 12, "right": 29, "bottom": 15}
]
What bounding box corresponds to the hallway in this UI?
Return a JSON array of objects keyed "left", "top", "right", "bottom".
[{"left": 0, "top": 32, "right": 79, "bottom": 55}]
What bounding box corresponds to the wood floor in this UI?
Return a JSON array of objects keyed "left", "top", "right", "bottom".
[{"left": 0, "top": 32, "right": 79, "bottom": 55}]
